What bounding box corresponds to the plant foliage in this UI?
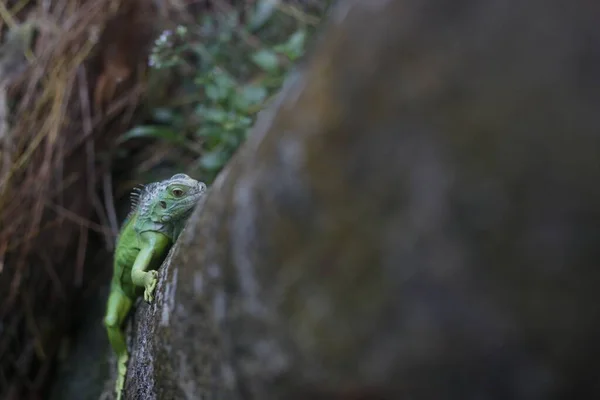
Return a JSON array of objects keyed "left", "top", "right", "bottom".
[{"left": 121, "top": 1, "right": 328, "bottom": 182}]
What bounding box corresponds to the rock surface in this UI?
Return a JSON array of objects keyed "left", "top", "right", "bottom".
[{"left": 126, "top": 0, "right": 600, "bottom": 399}]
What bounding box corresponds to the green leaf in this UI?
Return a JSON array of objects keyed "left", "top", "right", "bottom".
[
  {"left": 201, "top": 107, "right": 228, "bottom": 123},
  {"left": 213, "top": 70, "right": 236, "bottom": 91},
  {"left": 285, "top": 29, "right": 307, "bottom": 59},
  {"left": 221, "top": 131, "right": 242, "bottom": 146},
  {"left": 205, "top": 70, "right": 236, "bottom": 102},
  {"left": 238, "top": 116, "right": 253, "bottom": 127},
  {"left": 251, "top": 49, "right": 279, "bottom": 72},
  {"left": 194, "top": 75, "right": 208, "bottom": 86},
  {"left": 117, "top": 126, "right": 183, "bottom": 144},
  {"left": 222, "top": 121, "right": 236, "bottom": 131},
  {"left": 151, "top": 108, "right": 176, "bottom": 124},
  {"left": 196, "top": 126, "right": 215, "bottom": 138},
  {"left": 274, "top": 29, "right": 307, "bottom": 60},
  {"left": 205, "top": 84, "right": 223, "bottom": 101},
  {"left": 234, "top": 84, "right": 268, "bottom": 111},
  {"left": 199, "top": 149, "right": 228, "bottom": 170},
  {"left": 248, "top": 0, "right": 277, "bottom": 32},
  {"left": 219, "top": 30, "right": 233, "bottom": 43}
]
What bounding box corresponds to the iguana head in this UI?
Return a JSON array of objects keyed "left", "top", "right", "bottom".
[
  {"left": 152, "top": 173, "right": 207, "bottom": 222},
  {"left": 132, "top": 173, "right": 207, "bottom": 237}
]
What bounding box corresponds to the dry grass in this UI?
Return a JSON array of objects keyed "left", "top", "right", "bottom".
[{"left": 0, "top": 0, "right": 191, "bottom": 397}]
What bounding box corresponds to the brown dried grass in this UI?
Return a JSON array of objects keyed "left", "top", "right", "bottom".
[{"left": 0, "top": 0, "right": 190, "bottom": 397}]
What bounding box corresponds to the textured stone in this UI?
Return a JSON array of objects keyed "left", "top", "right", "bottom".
[{"left": 126, "top": 0, "right": 600, "bottom": 399}]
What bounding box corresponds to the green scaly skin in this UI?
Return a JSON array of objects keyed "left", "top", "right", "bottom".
[{"left": 103, "top": 173, "right": 207, "bottom": 400}]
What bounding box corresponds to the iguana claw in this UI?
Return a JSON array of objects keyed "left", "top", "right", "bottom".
[{"left": 144, "top": 270, "right": 158, "bottom": 303}]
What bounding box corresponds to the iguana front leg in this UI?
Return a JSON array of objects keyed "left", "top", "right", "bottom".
[
  {"left": 131, "top": 231, "right": 171, "bottom": 303},
  {"left": 131, "top": 245, "right": 158, "bottom": 303}
]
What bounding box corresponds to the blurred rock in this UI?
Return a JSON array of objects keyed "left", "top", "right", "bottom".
[{"left": 126, "top": 0, "right": 600, "bottom": 399}]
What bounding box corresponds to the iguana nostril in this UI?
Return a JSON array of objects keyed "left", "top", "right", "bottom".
[{"left": 160, "top": 201, "right": 167, "bottom": 209}]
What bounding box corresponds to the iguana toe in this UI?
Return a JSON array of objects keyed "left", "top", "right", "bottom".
[{"left": 144, "top": 270, "right": 158, "bottom": 303}]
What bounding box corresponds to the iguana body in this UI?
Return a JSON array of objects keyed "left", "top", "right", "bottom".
[{"left": 104, "top": 173, "right": 207, "bottom": 400}]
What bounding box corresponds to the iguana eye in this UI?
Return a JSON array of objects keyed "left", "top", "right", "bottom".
[{"left": 172, "top": 188, "right": 184, "bottom": 197}]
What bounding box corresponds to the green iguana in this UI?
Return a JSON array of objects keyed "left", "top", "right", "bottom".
[{"left": 103, "top": 173, "right": 207, "bottom": 400}]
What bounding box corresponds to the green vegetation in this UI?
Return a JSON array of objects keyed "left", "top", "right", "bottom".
[{"left": 120, "top": 2, "right": 329, "bottom": 183}]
